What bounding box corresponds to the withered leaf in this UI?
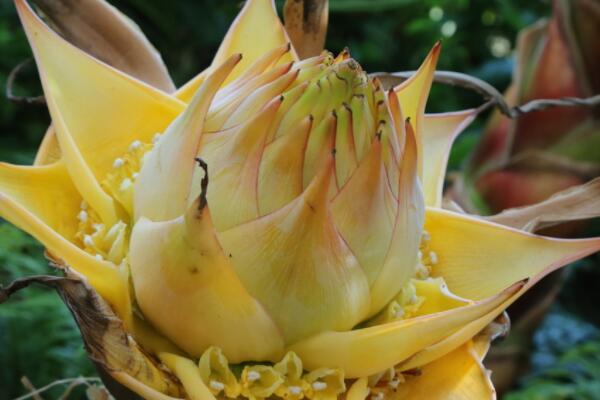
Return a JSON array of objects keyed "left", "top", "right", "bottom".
[
  {"left": 283, "top": 0, "right": 328, "bottom": 59},
  {"left": 31, "top": 0, "right": 175, "bottom": 92},
  {"left": 486, "top": 176, "right": 600, "bottom": 232},
  {"left": 0, "top": 272, "right": 184, "bottom": 399}
]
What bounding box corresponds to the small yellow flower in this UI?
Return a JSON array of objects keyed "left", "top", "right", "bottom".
[
  {"left": 2, "top": 0, "right": 600, "bottom": 399},
  {"left": 240, "top": 365, "right": 283, "bottom": 400},
  {"left": 274, "top": 352, "right": 310, "bottom": 400}
]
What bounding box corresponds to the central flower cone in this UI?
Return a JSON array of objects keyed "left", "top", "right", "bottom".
[
  {"left": 129, "top": 50, "right": 424, "bottom": 361},
  {"left": 4, "top": 0, "right": 600, "bottom": 399}
]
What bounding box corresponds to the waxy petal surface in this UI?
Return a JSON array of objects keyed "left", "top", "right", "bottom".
[
  {"left": 425, "top": 208, "right": 600, "bottom": 300},
  {"left": 212, "top": 0, "right": 296, "bottom": 84},
  {"left": 290, "top": 281, "right": 522, "bottom": 378},
  {"left": 220, "top": 161, "right": 371, "bottom": 344},
  {"left": 135, "top": 55, "right": 241, "bottom": 222},
  {"left": 422, "top": 110, "right": 478, "bottom": 207},
  {"left": 16, "top": 0, "right": 185, "bottom": 223},
  {"left": 394, "top": 43, "right": 440, "bottom": 177},
  {"left": 369, "top": 123, "right": 424, "bottom": 315},
  {"left": 0, "top": 161, "right": 129, "bottom": 317},
  {"left": 392, "top": 343, "right": 495, "bottom": 400},
  {"left": 130, "top": 203, "right": 284, "bottom": 362}
]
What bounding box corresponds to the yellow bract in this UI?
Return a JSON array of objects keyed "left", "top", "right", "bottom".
[{"left": 3, "top": 1, "right": 600, "bottom": 400}]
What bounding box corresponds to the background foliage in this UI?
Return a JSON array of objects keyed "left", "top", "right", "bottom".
[{"left": 1, "top": 0, "right": 599, "bottom": 399}]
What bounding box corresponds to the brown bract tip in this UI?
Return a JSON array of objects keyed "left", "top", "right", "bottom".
[{"left": 195, "top": 157, "right": 209, "bottom": 211}]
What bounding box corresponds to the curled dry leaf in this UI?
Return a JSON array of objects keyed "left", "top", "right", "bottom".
[
  {"left": 487, "top": 176, "right": 600, "bottom": 232},
  {"left": 31, "top": 0, "right": 175, "bottom": 92},
  {"left": 283, "top": 0, "right": 328, "bottom": 59},
  {"left": 0, "top": 272, "right": 184, "bottom": 400}
]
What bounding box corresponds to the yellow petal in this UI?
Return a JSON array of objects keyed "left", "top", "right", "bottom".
[
  {"left": 412, "top": 277, "right": 471, "bottom": 317},
  {"left": 346, "top": 378, "right": 369, "bottom": 400},
  {"left": 175, "top": 67, "right": 210, "bottom": 104},
  {"left": 425, "top": 208, "right": 600, "bottom": 300},
  {"left": 334, "top": 104, "right": 359, "bottom": 187},
  {"left": 240, "top": 365, "right": 284, "bottom": 400},
  {"left": 111, "top": 371, "right": 185, "bottom": 400},
  {"left": 0, "top": 161, "right": 130, "bottom": 318},
  {"left": 305, "top": 368, "right": 346, "bottom": 400},
  {"left": 394, "top": 42, "right": 440, "bottom": 177},
  {"left": 130, "top": 198, "right": 284, "bottom": 362},
  {"left": 222, "top": 68, "right": 299, "bottom": 129},
  {"left": 159, "top": 353, "right": 216, "bottom": 400},
  {"left": 369, "top": 122, "right": 425, "bottom": 315},
  {"left": 206, "top": 62, "right": 292, "bottom": 132},
  {"left": 199, "top": 97, "right": 282, "bottom": 231},
  {"left": 397, "top": 210, "right": 600, "bottom": 370},
  {"left": 421, "top": 110, "right": 478, "bottom": 207},
  {"left": 303, "top": 111, "right": 337, "bottom": 188},
  {"left": 332, "top": 139, "right": 396, "bottom": 286},
  {"left": 274, "top": 352, "right": 310, "bottom": 399},
  {"left": 16, "top": 0, "right": 185, "bottom": 222},
  {"left": 177, "top": 27, "right": 291, "bottom": 105},
  {"left": 34, "top": 125, "right": 61, "bottom": 166},
  {"left": 258, "top": 115, "right": 312, "bottom": 215},
  {"left": 289, "top": 281, "right": 523, "bottom": 378},
  {"left": 212, "top": 0, "right": 297, "bottom": 84},
  {"left": 392, "top": 342, "right": 495, "bottom": 400},
  {"left": 219, "top": 159, "right": 371, "bottom": 344},
  {"left": 350, "top": 93, "right": 377, "bottom": 162},
  {"left": 199, "top": 347, "right": 241, "bottom": 398},
  {"left": 134, "top": 54, "right": 241, "bottom": 222},
  {"left": 0, "top": 162, "right": 80, "bottom": 239},
  {"left": 177, "top": 44, "right": 292, "bottom": 104},
  {"left": 33, "top": 0, "right": 176, "bottom": 93}
]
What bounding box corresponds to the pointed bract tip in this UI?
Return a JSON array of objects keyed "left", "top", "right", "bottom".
[{"left": 194, "top": 158, "right": 209, "bottom": 211}]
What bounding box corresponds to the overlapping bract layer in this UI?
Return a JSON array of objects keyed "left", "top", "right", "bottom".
[
  {"left": 131, "top": 39, "right": 426, "bottom": 356},
  {"left": 2, "top": 1, "right": 600, "bottom": 399}
]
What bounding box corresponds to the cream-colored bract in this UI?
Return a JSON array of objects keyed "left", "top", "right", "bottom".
[{"left": 3, "top": 0, "right": 600, "bottom": 399}]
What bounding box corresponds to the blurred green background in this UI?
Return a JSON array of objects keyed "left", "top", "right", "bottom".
[{"left": 1, "top": 0, "right": 600, "bottom": 399}]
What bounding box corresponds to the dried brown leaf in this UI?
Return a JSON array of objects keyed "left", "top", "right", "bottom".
[
  {"left": 283, "top": 0, "right": 328, "bottom": 59},
  {"left": 31, "top": 0, "right": 175, "bottom": 92},
  {"left": 487, "top": 176, "right": 600, "bottom": 232},
  {"left": 0, "top": 272, "right": 184, "bottom": 399}
]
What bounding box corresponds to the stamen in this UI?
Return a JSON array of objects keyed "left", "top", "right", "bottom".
[
  {"left": 372, "top": 392, "right": 384, "bottom": 400},
  {"left": 429, "top": 251, "right": 438, "bottom": 265},
  {"left": 312, "top": 381, "right": 327, "bottom": 391},
  {"left": 209, "top": 380, "right": 225, "bottom": 391},
  {"left": 422, "top": 230, "right": 431, "bottom": 242},
  {"left": 120, "top": 178, "right": 133, "bottom": 191},
  {"left": 247, "top": 371, "right": 261, "bottom": 382},
  {"left": 394, "top": 308, "right": 405, "bottom": 319},
  {"left": 83, "top": 235, "right": 94, "bottom": 247},
  {"left": 94, "top": 254, "right": 104, "bottom": 261},
  {"left": 80, "top": 201, "right": 88, "bottom": 210},
  {"left": 113, "top": 158, "right": 124, "bottom": 168},
  {"left": 77, "top": 210, "right": 88, "bottom": 222},
  {"left": 152, "top": 133, "right": 161, "bottom": 144},
  {"left": 408, "top": 294, "right": 419, "bottom": 305},
  {"left": 288, "top": 386, "right": 302, "bottom": 395},
  {"left": 129, "top": 140, "right": 142, "bottom": 151},
  {"left": 388, "top": 379, "right": 401, "bottom": 389}
]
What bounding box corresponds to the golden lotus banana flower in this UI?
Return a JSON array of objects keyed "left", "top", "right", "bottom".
[{"left": 2, "top": 1, "right": 600, "bottom": 399}]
